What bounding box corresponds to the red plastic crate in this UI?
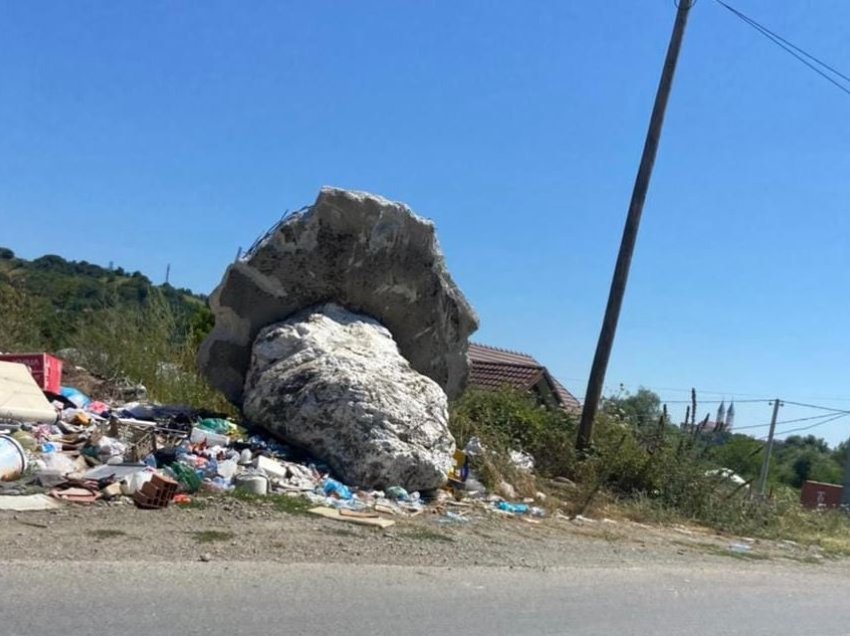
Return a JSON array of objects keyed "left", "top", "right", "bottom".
[{"left": 0, "top": 353, "right": 63, "bottom": 393}]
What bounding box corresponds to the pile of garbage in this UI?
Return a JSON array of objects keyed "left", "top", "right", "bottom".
[
  {"left": 0, "top": 379, "right": 438, "bottom": 517},
  {"left": 1, "top": 374, "right": 546, "bottom": 524}
]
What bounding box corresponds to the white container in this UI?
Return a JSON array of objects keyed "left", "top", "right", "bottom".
[
  {"left": 0, "top": 435, "right": 27, "bottom": 481},
  {"left": 234, "top": 473, "right": 269, "bottom": 495},
  {"left": 190, "top": 427, "right": 230, "bottom": 447},
  {"left": 254, "top": 455, "right": 288, "bottom": 481}
]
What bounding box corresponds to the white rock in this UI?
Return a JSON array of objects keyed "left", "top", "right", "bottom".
[{"left": 242, "top": 304, "right": 455, "bottom": 491}]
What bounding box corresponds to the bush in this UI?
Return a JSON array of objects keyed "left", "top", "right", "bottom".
[
  {"left": 450, "top": 387, "right": 577, "bottom": 485},
  {"left": 70, "top": 290, "right": 233, "bottom": 413}
]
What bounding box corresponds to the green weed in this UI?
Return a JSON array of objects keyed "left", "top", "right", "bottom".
[{"left": 191, "top": 530, "right": 235, "bottom": 543}]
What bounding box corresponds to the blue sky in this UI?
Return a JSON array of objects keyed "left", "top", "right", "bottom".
[{"left": 2, "top": 1, "right": 849, "bottom": 443}]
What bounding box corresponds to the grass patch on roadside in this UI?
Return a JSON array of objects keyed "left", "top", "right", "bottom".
[
  {"left": 89, "top": 529, "right": 128, "bottom": 540},
  {"left": 192, "top": 530, "right": 235, "bottom": 544},
  {"left": 226, "top": 490, "right": 313, "bottom": 515},
  {"left": 399, "top": 526, "right": 454, "bottom": 543},
  {"left": 451, "top": 388, "right": 850, "bottom": 559}
]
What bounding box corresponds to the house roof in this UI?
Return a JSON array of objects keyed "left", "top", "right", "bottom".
[{"left": 467, "top": 343, "right": 581, "bottom": 411}]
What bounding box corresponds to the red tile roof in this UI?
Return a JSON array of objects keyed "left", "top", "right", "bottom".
[{"left": 467, "top": 343, "right": 581, "bottom": 411}]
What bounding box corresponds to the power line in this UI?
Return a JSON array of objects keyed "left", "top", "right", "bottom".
[
  {"left": 662, "top": 398, "right": 768, "bottom": 405},
  {"left": 779, "top": 400, "right": 850, "bottom": 415},
  {"left": 773, "top": 412, "right": 849, "bottom": 437},
  {"left": 714, "top": 0, "right": 850, "bottom": 97},
  {"left": 734, "top": 411, "right": 844, "bottom": 432}
]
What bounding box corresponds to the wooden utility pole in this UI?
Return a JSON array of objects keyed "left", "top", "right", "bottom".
[
  {"left": 756, "top": 399, "right": 782, "bottom": 497},
  {"left": 576, "top": 1, "right": 695, "bottom": 450},
  {"left": 840, "top": 431, "right": 850, "bottom": 507}
]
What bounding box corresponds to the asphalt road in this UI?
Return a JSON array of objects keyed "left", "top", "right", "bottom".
[{"left": 2, "top": 560, "right": 850, "bottom": 635}]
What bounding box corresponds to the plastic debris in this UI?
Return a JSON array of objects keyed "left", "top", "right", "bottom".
[
  {"left": 322, "top": 478, "right": 352, "bottom": 500},
  {"left": 495, "top": 501, "right": 529, "bottom": 515}
]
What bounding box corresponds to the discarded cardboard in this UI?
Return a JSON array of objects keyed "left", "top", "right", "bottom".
[
  {"left": 308, "top": 506, "right": 395, "bottom": 528},
  {"left": 0, "top": 494, "right": 61, "bottom": 511},
  {"left": 0, "top": 361, "right": 57, "bottom": 423},
  {"left": 50, "top": 487, "right": 101, "bottom": 505},
  {"left": 339, "top": 508, "right": 379, "bottom": 519}
]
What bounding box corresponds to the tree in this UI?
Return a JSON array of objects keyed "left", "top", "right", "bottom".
[{"left": 603, "top": 387, "right": 662, "bottom": 428}]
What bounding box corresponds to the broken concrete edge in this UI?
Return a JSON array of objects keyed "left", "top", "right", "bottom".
[{"left": 198, "top": 186, "right": 479, "bottom": 406}]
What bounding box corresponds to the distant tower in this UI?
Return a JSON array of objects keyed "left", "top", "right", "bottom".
[
  {"left": 716, "top": 400, "right": 726, "bottom": 431},
  {"left": 725, "top": 400, "right": 735, "bottom": 431}
]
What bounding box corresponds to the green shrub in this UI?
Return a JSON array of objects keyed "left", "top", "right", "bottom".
[
  {"left": 70, "top": 290, "right": 232, "bottom": 413},
  {"left": 449, "top": 387, "right": 577, "bottom": 484}
]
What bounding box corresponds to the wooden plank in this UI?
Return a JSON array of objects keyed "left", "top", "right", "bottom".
[
  {"left": 308, "top": 506, "right": 395, "bottom": 528},
  {"left": 339, "top": 508, "right": 379, "bottom": 519}
]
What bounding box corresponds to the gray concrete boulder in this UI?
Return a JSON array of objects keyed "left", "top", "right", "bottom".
[
  {"left": 242, "top": 304, "right": 455, "bottom": 491},
  {"left": 199, "top": 187, "right": 479, "bottom": 405}
]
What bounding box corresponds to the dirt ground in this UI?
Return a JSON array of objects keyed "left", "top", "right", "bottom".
[{"left": 0, "top": 493, "right": 837, "bottom": 569}]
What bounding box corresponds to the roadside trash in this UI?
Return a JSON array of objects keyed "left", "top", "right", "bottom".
[
  {"left": 323, "top": 478, "right": 352, "bottom": 500},
  {"left": 121, "top": 470, "right": 154, "bottom": 496},
  {"left": 463, "top": 437, "right": 485, "bottom": 456},
  {"left": 169, "top": 462, "right": 202, "bottom": 493},
  {"left": 254, "top": 455, "right": 287, "bottom": 481},
  {"left": 308, "top": 506, "right": 395, "bottom": 528},
  {"left": 234, "top": 473, "right": 269, "bottom": 495},
  {"left": 10, "top": 430, "right": 37, "bottom": 451},
  {"left": 0, "top": 435, "right": 28, "bottom": 481},
  {"left": 0, "top": 493, "right": 60, "bottom": 511},
  {"left": 0, "top": 363, "right": 554, "bottom": 529},
  {"left": 385, "top": 485, "right": 410, "bottom": 501},
  {"left": 530, "top": 506, "right": 546, "bottom": 518},
  {"left": 189, "top": 426, "right": 230, "bottom": 447},
  {"left": 437, "top": 510, "right": 469, "bottom": 524},
  {"left": 60, "top": 386, "right": 90, "bottom": 409},
  {"left": 217, "top": 459, "right": 238, "bottom": 479},
  {"left": 0, "top": 361, "right": 58, "bottom": 423},
  {"left": 197, "top": 418, "right": 233, "bottom": 435},
  {"left": 0, "top": 353, "right": 63, "bottom": 392},
  {"left": 51, "top": 487, "right": 100, "bottom": 505},
  {"left": 133, "top": 474, "right": 178, "bottom": 509},
  {"left": 509, "top": 449, "right": 535, "bottom": 473},
  {"left": 728, "top": 543, "right": 752, "bottom": 554},
  {"left": 496, "top": 501, "right": 529, "bottom": 515}
]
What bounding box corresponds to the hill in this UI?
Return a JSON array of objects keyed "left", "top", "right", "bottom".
[{"left": 0, "top": 246, "right": 208, "bottom": 352}]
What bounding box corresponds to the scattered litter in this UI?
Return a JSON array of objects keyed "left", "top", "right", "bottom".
[
  {"left": 728, "top": 543, "right": 752, "bottom": 554},
  {"left": 0, "top": 435, "right": 28, "bottom": 481},
  {"left": 437, "top": 510, "right": 469, "bottom": 524},
  {"left": 50, "top": 487, "right": 100, "bottom": 505},
  {"left": 322, "top": 478, "right": 353, "bottom": 500},
  {"left": 0, "top": 493, "right": 60, "bottom": 511},
  {"left": 308, "top": 506, "right": 395, "bottom": 528},
  {"left": 233, "top": 473, "right": 269, "bottom": 495},
  {"left": 495, "top": 501, "right": 529, "bottom": 515}
]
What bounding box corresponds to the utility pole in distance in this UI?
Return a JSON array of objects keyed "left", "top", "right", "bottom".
[
  {"left": 840, "top": 430, "right": 850, "bottom": 507},
  {"left": 756, "top": 399, "right": 782, "bottom": 497},
  {"left": 576, "top": 0, "right": 695, "bottom": 450}
]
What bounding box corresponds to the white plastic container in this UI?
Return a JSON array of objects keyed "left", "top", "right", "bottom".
[
  {"left": 234, "top": 473, "right": 269, "bottom": 495},
  {"left": 0, "top": 435, "right": 27, "bottom": 481}
]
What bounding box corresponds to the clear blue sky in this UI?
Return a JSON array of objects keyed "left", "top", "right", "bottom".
[{"left": 2, "top": 1, "right": 849, "bottom": 443}]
